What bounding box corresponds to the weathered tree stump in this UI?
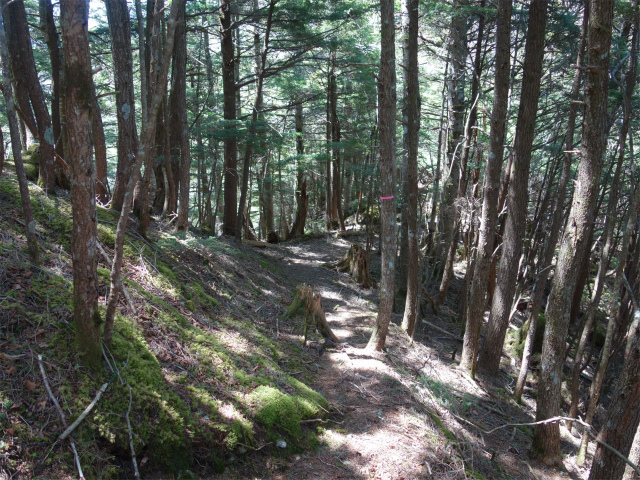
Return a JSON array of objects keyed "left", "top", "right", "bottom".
[
  {"left": 283, "top": 285, "right": 340, "bottom": 344},
  {"left": 327, "top": 244, "right": 374, "bottom": 288}
]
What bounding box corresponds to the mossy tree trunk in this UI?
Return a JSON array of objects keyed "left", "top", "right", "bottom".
[{"left": 61, "top": 0, "right": 102, "bottom": 369}]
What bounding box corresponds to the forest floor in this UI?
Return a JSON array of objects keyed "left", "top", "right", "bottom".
[
  {"left": 0, "top": 169, "right": 601, "bottom": 479},
  {"left": 231, "top": 234, "right": 595, "bottom": 480}
]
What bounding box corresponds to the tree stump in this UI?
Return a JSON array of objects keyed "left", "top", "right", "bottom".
[
  {"left": 283, "top": 285, "right": 340, "bottom": 344},
  {"left": 328, "top": 244, "right": 374, "bottom": 288}
]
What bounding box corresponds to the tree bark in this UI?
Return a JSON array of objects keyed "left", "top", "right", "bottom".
[
  {"left": 513, "top": 2, "right": 588, "bottom": 402},
  {"left": 92, "top": 89, "right": 109, "bottom": 204},
  {"left": 367, "top": 0, "right": 397, "bottom": 351},
  {"left": 61, "top": 0, "right": 101, "bottom": 369},
  {"left": 459, "top": 0, "right": 511, "bottom": 373},
  {"left": 436, "top": 0, "right": 467, "bottom": 305},
  {"left": 3, "top": 0, "right": 56, "bottom": 192},
  {"left": 399, "top": 0, "right": 420, "bottom": 336},
  {"left": 0, "top": 13, "right": 39, "bottom": 265},
  {"left": 476, "top": 0, "right": 548, "bottom": 376},
  {"left": 106, "top": 0, "right": 140, "bottom": 213},
  {"left": 221, "top": 0, "right": 238, "bottom": 236},
  {"left": 532, "top": 0, "right": 615, "bottom": 465},
  {"left": 39, "top": 0, "right": 62, "bottom": 160},
  {"left": 174, "top": 1, "right": 191, "bottom": 232}
]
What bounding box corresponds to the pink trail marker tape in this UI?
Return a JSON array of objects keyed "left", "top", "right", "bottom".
[{"left": 379, "top": 196, "right": 394, "bottom": 200}]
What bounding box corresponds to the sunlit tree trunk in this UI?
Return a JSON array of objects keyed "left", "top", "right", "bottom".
[
  {"left": 39, "top": 0, "right": 62, "bottom": 160},
  {"left": 61, "top": 0, "right": 101, "bottom": 368},
  {"left": 532, "top": 0, "right": 614, "bottom": 465}
]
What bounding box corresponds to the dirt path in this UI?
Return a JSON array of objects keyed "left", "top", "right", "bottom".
[{"left": 254, "top": 235, "right": 591, "bottom": 480}]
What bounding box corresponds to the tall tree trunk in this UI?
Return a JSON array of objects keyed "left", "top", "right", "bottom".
[
  {"left": 400, "top": 0, "right": 420, "bottom": 336},
  {"left": 532, "top": 0, "right": 614, "bottom": 465},
  {"left": 367, "top": 0, "right": 397, "bottom": 351},
  {"left": 0, "top": 13, "right": 39, "bottom": 265},
  {"left": 103, "top": 0, "right": 183, "bottom": 345},
  {"left": 568, "top": 44, "right": 636, "bottom": 425},
  {"left": 221, "top": 0, "right": 237, "bottom": 236},
  {"left": 106, "top": 0, "right": 140, "bottom": 212},
  {"left": 290, "top": 101, "right": 308, "bottom": 238},
  {"left": 174, "top": 1, "right": 191, "bottom": 232},
  {"left": 236, "top": 0, "right": 275, "bottom": 240},
  {"left": 459, "top": 0, "right": 511, "bottom": 373},
  {"left": 476, "top": 0, "right": 548, "bottom": 376},
  {"left": 61, "top": 0, "right": 101, "bottom": 368},
  {"left": 3, "top": 0, "right": 56, "bottom": 192},
  {"left": 437, "top": 0, "right": 468, "bottom": 305}
]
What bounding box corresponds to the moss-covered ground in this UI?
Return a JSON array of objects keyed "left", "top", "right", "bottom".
[{"left": 0, "top": 174, "right": 327, "bottom": 478}]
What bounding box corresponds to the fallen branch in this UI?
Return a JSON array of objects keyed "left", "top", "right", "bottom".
[
  {"left": 242, "top": 239, "right": 280, "bottom": 249},
  {"left": 37, "top": 354, "right": 84, "bottom": 479},
  {"left": 59, "top": 382, "right": 109, "bottom": 441},
  {"left": 126, "top": 384, "right": 139, "bottom": 479},
  {"left": 421, "top": 319, "right": 463, "bottom": 341}
]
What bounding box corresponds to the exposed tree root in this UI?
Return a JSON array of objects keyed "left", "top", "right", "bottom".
[{"left": 284, "top": 284, "right": 340, "bottom": 344}]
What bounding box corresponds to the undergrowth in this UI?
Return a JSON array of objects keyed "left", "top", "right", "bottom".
[{"left": 0, "top": 174, "right": 326, "bottom": 478}]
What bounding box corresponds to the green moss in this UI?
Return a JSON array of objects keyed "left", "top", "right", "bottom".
[
  {"left": 97, "top": 223, "right": 116, "bottom": 248},
  {"left": 24, "top": 163, "right": 38, "bottom": 181}
]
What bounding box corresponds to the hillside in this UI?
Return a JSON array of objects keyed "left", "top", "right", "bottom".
[{"left": 0, "top": 172, "right": 594, "bottom": 479}]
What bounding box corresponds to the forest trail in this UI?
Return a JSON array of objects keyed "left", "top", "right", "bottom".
[{"left": 254, "top": 235, "right": 589, "bottom": 480}]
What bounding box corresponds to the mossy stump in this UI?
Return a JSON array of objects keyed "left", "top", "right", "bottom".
[
  {"left": 284, "top": 285, "right": 340, "bottom": 344},
  {"left": 328, "top": 244, "right": 374, "bottom": 288}
]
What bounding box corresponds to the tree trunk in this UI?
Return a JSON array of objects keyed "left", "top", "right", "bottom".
[
  {"left": 39, "top": 0, "right": 62, "bottom": 160},
  {"left": 588, "top": 311, "right": 640, "bottom": 480},
  {"left": 236, "top": 0, "right": 276, "bottom": 241},
  {"left": 174, "top": 1, "right": 191, "bottom": 232},
  {"left": 221, "top": 0, "right": 237, "bottom": 236},
  {"left": 459, "top": 0, "right": 511, "bottom": 373},
  {"left": 289, "top": 101, "right": 308, "bottom": 238},
  {"left": 436, "top": 0, "right": 467, "bottom": 305},
  {"left": 399, "top": 0, "right": 420, "bottom": 336},
  {"left": 61, "top": 0, "right": 101, "bottom": 369},
  {"left": 0, "top": 14, "right": 39, "bottom": 265},
  {"left": 3, "top": 0, "right": 56, "bottom": 192},
  {"left": 92, "top": 89, "right": 109, "bottom": 204},
  {"left": 106, "top": 0, "right": 140, "bottom": 213},
  {"left": 103, "top": 0, "right": 183, "bottom": 345},
  {"left": 532, "top": 0, "right": 614, "bottom": 465},
  {"left": 367, "top": 0, "right": 397, "bottom": 351},
  {"left": 476, "top": 0, "right": 548, "bottom": 376}
]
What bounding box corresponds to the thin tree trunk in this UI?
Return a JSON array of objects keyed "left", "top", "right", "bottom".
[
  {"left": 459, "top": 0, "right": 511, "bottom": 373},
  {"left": 476, "top": 0, "right": 548, "bottom": 376},
  {"left": 39, "top": 0, "right": 62, "bottom": 159},
  {"left": 367, "top": 0, "right": 397, "bottom": 351},
  {"left": 92, "top": 89, "right": 109, "bottom": 204},
  {"left": 236, "top": 0, "right": 275, "bottom": 241},
  {"left": 103, "top": 0, "right": 183, "bottom": 345},
  {"left": 532, "top": 0, "right": 614, "bottom": 465}
]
